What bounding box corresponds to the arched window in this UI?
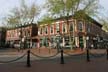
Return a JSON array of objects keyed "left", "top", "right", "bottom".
[
  {"left": 50, "top": 25, "right": 54, "bottom": 33},
  {"left": 69, "top": 22, "right": 74, "bottom": 32},
  {"left": 45, "top": 26, "right": 48, "bottom": 34},
  {"left": 78, "top": 21, "right": 83, "bottom": 32},
  {"left": 56, "top": 23, "right": 60, "bottom": 33},
  {"left": 62, "top": 22, "right": 67, "bottom": 33}
]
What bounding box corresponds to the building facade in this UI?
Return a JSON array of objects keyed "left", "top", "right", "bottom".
[
  {"left": 6, "top": 24, "right": 38, "bottom": 48},
  {"left": 37, "top": 17, "right": 108, "bottom": 50},
  {"left": 4, "top": 17, "right": 108, "bottom": 49}
]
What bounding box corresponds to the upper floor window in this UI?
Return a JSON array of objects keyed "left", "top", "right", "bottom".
[
  {"left": 62, "top": 22, "right": 67, "bottom": 33},
  {"left": 45, "top": 26, "right": 48, "bottom": 34},
  {"left": 50, "top": 25, "right": 53, "bottom": 33},
  {"left": 86, "top": 22, "right": 91, "bottom": 32},
  {"left": 69, "top": 22, "right": 74, "bottom": 32},
  {"left": 78, "top": 21, "right": 83, "bottom": 32},
  {"left": 26, "top": 29, "right": 30, "bottom": 37},
  {"left": 56, "top": 23, "right": 60, "bottom": 33}
]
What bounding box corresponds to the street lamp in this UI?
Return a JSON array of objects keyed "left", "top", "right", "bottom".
[
  {"left": 86, "top": 36, "right": 89, "bottom": 49},
  {"left": 57, "top": 31, "right": 64, "bottom": 64},
  {"left": 18, "top": 30, "right": 22, "bottom": 51},
  {"left": 86, "top": 36, "right": 90, "bottom": 62},
  {"left": 56, "top": 34, "right": 61, "bottom": 52}
]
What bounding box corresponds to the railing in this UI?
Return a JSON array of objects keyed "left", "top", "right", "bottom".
[{"left": 0, "top": 48, "right": 108, "bottom": 67}]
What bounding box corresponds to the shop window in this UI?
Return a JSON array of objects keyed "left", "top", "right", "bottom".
[
  {"left": 64, "top": 36, "right": 70, "bottom": 46},
  {"left": 79, "top": 36, "right": 84, "bottom": 48}
]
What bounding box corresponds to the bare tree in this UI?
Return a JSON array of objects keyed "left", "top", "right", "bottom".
[{"left": 4, "top": 0, "right": 40, "bottom": 28}]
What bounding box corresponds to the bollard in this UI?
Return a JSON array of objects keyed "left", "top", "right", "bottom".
[
  {"left": 86, "top": 49, "right": 90, "bottom": 62},
  {"left": 27, "top": 50, "right": 31, "bottom": 67},
  {"left": 107, "top": 49, "right": 108, "bottom": 60},
  {"left": 60, "top": 49, "right": 64, "bottom": 64}
]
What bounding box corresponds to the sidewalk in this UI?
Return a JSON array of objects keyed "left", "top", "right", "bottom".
[{"left": 0, "top": 48, "right": 84, "bottom": 56}]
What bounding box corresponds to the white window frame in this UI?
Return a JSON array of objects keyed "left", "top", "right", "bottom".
[
  {"left": 56, "top": 23, "right": 60, "bottom": 33},
  {"left": 69, "top": 21, "right": 74, "bottom": 32},
  {"left": 62, "top": 22, "right": 67, "bottom": 33},
  {"left": 40, "top": 27, "right": 43, "bottom": 35},
  {"left": 78, "top": 21, "right": 83, "bottom": 32},
  {"left": 45, "top": 26, "right": 48, "bottom": 34},
  {"left": 50, "top": 25, "right": 54, "bottom": 34}
]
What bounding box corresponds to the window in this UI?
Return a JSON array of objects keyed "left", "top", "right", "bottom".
[
  {"left": 78, "top": 21, "right": 83, "bottom": 32},
  {"left": 50, "top": 25, "right": 53, "bottom": 33},
  {"left": 26, "top": 29, "right": 30, "bottom": 37},
  {"left": 45, "top": 26, "right": 48, "bottom": 34},
  {"left": 64, "top": 36, "right": 70, "bottom": 46},
  {"left": 69, "top": 22, "right": 74, "bottom": 31},
  {"left": 79, "top": 36, "right": 84, "bottom": 48},
  {"left": 43, "top": 37, "right": 49, "bottom": 47},
  {"left": 87, "top": 23, "right": 91, "bottom": 32},
  {"left": 56, "top": 23, "right": 60, "bottom": 33},
  {"left": 62, "top": 22, "right": 67, "bottom": 33}
]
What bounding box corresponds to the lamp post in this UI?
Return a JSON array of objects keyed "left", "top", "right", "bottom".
[
  {"left": 86, "top": 36, "right": 90, "bottom": 62},
  {"left": 86, "top": 36, "right": 89, "bottom": 48},
  {"left": 59, "top": 32, "right": 64, "bottom": 64},
  {"left": 18, "top": 30, "right": 22, "bottom": 51}
]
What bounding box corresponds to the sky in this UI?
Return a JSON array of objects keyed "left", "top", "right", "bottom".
[{"left": 0, "top": 0, "right": 107, "bottom": 26}]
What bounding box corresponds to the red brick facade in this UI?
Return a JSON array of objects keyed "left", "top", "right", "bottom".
[{"left": 37, "top": 18, "right": 108, "bottom": 49}]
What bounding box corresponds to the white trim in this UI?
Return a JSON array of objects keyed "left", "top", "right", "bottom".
[
  {"left": 50, "top": 25, "right": 54, "bottom": 34},
  {"left": 62, "top": 22, "right": 67, "bottom": 33}
]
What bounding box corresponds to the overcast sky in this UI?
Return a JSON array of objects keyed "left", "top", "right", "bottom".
[{"left": 0, "top": 0, "right": 107, "bottom": 26}]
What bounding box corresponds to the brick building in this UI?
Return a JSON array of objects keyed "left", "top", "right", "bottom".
[
  {"left": 4, "top": 16, "right": 108, "bottom": 50},
  {"left": 5, "top": 24, "right": 38, "bottom": 48},
  {"left": 36, "top": 16, "right": 108, "bottom": 50}
]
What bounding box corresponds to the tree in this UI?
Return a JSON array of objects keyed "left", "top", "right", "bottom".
[
  {"left": 4, "top": 0, "right": 40, "bottom": 28},
  {"left": 42, "top": 0, "right": 101, "bottom": 50},
  {"left": 100, "top": 17, "right": 108, "bottom": 32},
  {"left": 39, "top": 14, "right": 54, "bottom": 25},
  {"left": 44, "top": 0, "right": 100, "bottom": 19}
]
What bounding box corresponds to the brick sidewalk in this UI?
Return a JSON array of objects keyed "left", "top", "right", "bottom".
[{"left": 0, "top": 48, "right": 84, "bottom": 55}]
